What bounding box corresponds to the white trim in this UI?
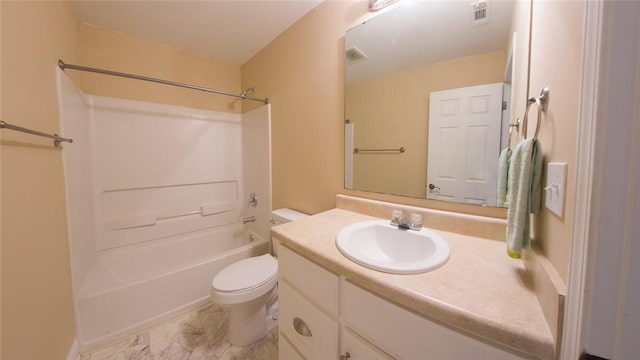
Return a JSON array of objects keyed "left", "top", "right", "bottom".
[
  {"left": 563, "top": 1, "right": 640, "bottom": 358},
  {"left": 560, "top": 0, "right": 603, "bottom": 358},
  {"left": 612, "top": 4, "right": 640, "bottom": 356},
  {"left": 619, "top": 16, "right": 640, "bottom": 357},
  {"left": 585, "top": 0, "right": 640, "bottom": 356},
  {"left": 66, "top": 338, "right": 81, "bottom": 360}
]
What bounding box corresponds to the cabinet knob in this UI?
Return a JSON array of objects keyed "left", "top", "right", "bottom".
[
  {"left": 340, "top": 352, "right": 351, "bottom": 360},
  {"left": 293, "top": 317, "right": 312, "bottom": 337}
]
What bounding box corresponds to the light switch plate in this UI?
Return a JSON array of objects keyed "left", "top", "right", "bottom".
[{"left": 545, "top": 162, "right": 568, "bottom": 217}]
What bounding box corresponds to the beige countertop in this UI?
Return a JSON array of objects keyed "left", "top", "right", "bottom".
[{"left": 271, "top": 208, "right": 555, "bottom": 359}]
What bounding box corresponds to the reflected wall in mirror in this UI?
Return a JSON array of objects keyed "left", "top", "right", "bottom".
[{"left": 344, "top": 0, "right": 531, "bottom": 207}]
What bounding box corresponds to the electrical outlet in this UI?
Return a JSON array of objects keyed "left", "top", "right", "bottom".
[{"left": 545, "top": 162, "right": 568, "bottom": 217}]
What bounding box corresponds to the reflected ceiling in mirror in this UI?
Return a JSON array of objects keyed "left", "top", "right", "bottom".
[{"left": 344, "top": 0, "right": 531, "bottom": 207}]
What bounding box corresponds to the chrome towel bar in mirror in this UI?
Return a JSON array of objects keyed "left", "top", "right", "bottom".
[{"left": 353, "top": 147, "right": 405, "bottom": 154}]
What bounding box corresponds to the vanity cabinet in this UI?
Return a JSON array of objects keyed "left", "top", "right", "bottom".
[
  {"left": 340, "top": 327, "right": 393, "bottom": 360},
  {"left": 279, "top": 333, "right": 306, "bottom": 360},
  {"left": 278, "top": 245, "right": 339, "bottom": 360},
  {"left": 341, "top": 280, "right": 530, "bottom": 359},
  {"left": 278, "top": 244, "right": 531, "bottom": 360}
]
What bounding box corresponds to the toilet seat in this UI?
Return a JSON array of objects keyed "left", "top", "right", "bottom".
[{"left": 211, "top": 254, "right": 278, "bottom": 305}]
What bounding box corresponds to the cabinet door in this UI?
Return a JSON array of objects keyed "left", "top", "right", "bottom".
[
  {"left": 279, "top": 281, "right": 339, "bottom": 360},
  {"left": 342, "top": 280, "right": 529, "bottom": 359},
  {"left": 279, "top": 332, "right": 306, "bottom": 360},
  {"left": 340, "top": 327, "right": 393, "bottom": 360},
  {"left": 279, "top": 245, "right": 339, "bottom": 316}
]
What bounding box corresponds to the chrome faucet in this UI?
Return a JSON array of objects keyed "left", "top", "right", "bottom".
[
  {"left": 242, "top": 216, "right": 256, "bottom": 224},
  {"left": 390, "top": 210, "right": 421, "bottom": 231},
  {"left": 395, "top": 217, "right": 412, "bottom": 230}
]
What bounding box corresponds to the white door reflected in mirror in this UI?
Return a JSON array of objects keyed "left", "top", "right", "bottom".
[{"left": 426, "top": 83, "right": 503, "bottom": 206}]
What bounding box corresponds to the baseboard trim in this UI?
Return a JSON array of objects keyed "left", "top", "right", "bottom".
[{"left": 66, "top": 338, "right": 81, "bottom": 360}]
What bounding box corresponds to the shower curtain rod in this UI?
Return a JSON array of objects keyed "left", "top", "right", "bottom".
[{"left": 58, "top": 59, "right": 269, "bottom": 104}]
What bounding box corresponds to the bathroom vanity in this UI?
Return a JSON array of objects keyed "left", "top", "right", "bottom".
[{"left": 273, "top": 205, "right": 555, "bottom": 359}]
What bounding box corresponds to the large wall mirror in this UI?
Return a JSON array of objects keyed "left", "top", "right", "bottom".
[{"left": 344, "top": 0, "right": 531, "bottom": 207}]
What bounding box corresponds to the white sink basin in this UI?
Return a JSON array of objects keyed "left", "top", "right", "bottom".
[{"left": 336, "top": 220, "right": 450, "bottom": 274}]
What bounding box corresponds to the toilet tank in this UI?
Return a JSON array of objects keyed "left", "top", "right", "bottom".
[
  {"left": 270, "top": 208, "right": 308, "bottom": 256},
  {"left": 271, "top": 208, "right": 308, "bottom": 225}
]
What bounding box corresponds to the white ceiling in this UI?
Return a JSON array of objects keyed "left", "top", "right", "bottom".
[{"left": 70, "top": 0, "right": 324, "bottom": 66}]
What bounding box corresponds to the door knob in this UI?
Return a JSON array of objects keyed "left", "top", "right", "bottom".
[
  {"left": 340, "top": 352, "right": 351, "bottom": 360},
  {"left": 428, "top": 183, "right": 440, "bottom": 190}
]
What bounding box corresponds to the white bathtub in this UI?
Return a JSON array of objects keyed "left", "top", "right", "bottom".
[{"left": 75, "top": 224, "right": 268, "bottom": 349}]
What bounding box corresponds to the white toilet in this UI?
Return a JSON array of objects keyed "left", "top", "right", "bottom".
[{"left": 210, "top": 208, "right": 308, "bottom": 347}]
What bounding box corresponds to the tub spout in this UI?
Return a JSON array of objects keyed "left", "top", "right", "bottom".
[{"left": 242, "top": 216, "right": 256, "bottom": 224}]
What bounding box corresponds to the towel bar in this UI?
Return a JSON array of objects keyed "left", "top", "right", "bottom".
[
  {"left": 354, "top": 147, "right": 405, "bottom": 154},
  {"left": 522, "top": 87, "right": 550, "bottom": 140},
  {"left": 0, "top": 120, "right": 73, "bottom": 147}
]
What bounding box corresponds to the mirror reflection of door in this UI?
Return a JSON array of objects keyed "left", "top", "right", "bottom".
[
  {"left": 426, "top": 83, "right": 503, "bottom": 206},
  {"left": 344, "top": 0, "right": 531, "bottom": 207}
]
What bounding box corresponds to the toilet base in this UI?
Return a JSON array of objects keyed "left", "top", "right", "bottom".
[{"left": 226, "top": 286, "right": 278, "bottom": 347}]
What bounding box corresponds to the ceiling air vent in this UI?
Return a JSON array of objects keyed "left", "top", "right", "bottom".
[
  {"left": 345, "top": 46, "right": 368, "bottom": 65},
  {"left": 471, "top": 0, "right": 490, "bottom": 26}
]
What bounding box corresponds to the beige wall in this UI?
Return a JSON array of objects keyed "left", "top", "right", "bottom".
[
  {"left": 1, "top": 2, "right": 78, "bottom": 359},
  {"left": 528, "top": 0, "right": 584, "bottom": 282},
  {"left": 242, "top": 1, "right": 507, "bottom": 218},
  {"left": 347, "top": 51, "right": 506, "bottom": 198},
  {"left": 242, "top": 1, "right": 368, "bottom": 214},
  {"left": 78, "top": 23, "right": 242, "bottom": 113},
  {"left": 508, "top": 0, "right": 532, "bottom": 149}
]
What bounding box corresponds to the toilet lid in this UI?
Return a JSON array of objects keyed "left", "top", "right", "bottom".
[{"left": 212, "top": 254, "right": 278, "bottom": 293}]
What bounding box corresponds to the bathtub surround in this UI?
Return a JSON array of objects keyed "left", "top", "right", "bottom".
[
  {"left": 58, "top": 72, "right": 272, "bottom": 350},
  {"left": 242, "top": 105, "right": 273, "bottom": 238},
  {"left": 79, "top": 304, "right": 278, "bottom": 360}
]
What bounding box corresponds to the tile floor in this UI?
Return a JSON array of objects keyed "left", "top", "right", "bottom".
[{"left": 80, "top": 304, "right": 278, "bottom": 360}]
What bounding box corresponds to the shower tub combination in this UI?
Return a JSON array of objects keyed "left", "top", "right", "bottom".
[
  {"left": 76, "top": 225, "right": 268, "bottom": 348},
  {"left": 58, "top": 70, "right": 273, "bottom": 349}
]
